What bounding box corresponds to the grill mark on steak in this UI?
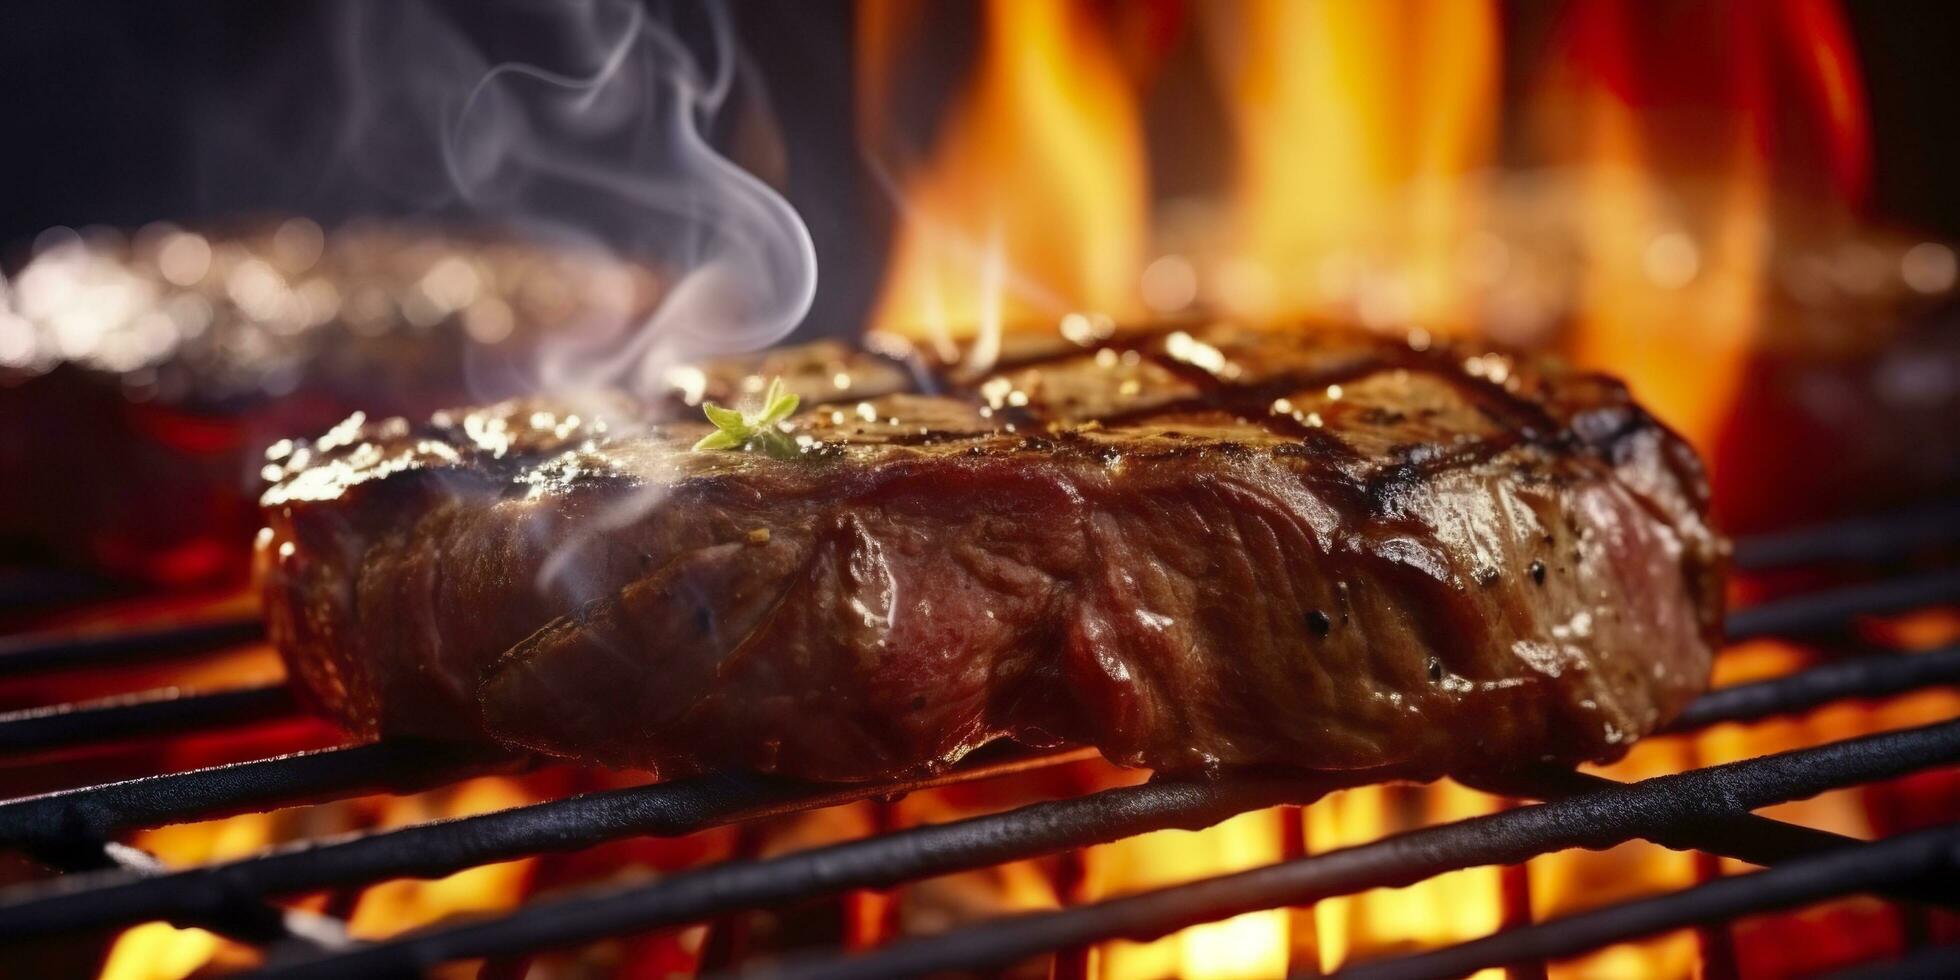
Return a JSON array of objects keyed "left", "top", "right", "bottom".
[{"left": 259, "top": 320, "right": 1726, "bottom": 781}]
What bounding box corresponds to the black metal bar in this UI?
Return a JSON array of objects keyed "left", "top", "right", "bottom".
[
  {"left": 720, "top": 721, "right": 1960, "bottom": 980},
  {"left": 1733, "top": 502, "right": 1960, "bottom": 570},
  {"left": 0, "top": 684, "right": 297, "bottom": 754},
  {"left": 0, "top": 520, "right": 1939, "bottom": 966},
  {"left": 0, "top": 615, "right": 263, "bottom": 677},
  {"left": 10, "top": 639, "right": 1950, "bottom": 946},
  {"left": 0, "top": 746, "right": 1090, "bottom": 940},
  {"left": 1724, "top": 569, "right": 1960, "bottom": 640},
  {"left": 1469, "top": 767, "right": 1958, "bottom": 908},
  {"left": 0, "top": 604, "right": 1936, "bottom": 759},
  {"left": 0, "top": 508, "right": 1917, "bottom": 678},
  {"left": 244, "top": 771, "right": 1365, "bottom": 980},
  {"left": 14, "top": 570, "right": 1921, "bottom": 684},
  {"left": 245, "top": 721, "right": 1960, "bottom": 980},
  {"left": 0, "top": 740, "right": 511, "bottom": 850},
  {"left": 0, "top": 528, "right": 1924, "bottom": 683},
  {"left": 1665, "top": 645, "right": 1960, "bottom": 732},
  {"left": 33, "top": 836, "right": 349, "bottom": 953},
  {"left": 1326, "top": 824, "right": 1960, "bottom": 980}
]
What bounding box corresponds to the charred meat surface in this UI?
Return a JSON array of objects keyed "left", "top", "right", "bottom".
[{"left": 259, "top": 322, "right": 1726, "bottom": 781}]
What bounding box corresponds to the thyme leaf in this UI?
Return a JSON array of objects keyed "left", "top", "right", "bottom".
[{"left": 693, "top": 376, "right": 801, "bottom": 458}]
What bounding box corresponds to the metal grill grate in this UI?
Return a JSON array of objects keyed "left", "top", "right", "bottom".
[{"left": 1, "top": 507, "right": 1957, "bottom": 979}]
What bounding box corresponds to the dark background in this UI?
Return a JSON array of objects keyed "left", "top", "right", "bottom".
[{"left": 2, "top": 1, "right": 1957, "bottom": 335}]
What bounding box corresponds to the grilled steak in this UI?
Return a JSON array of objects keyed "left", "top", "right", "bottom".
[{"left": 259, "top": 322, "right": 1725, "bottom": 781}]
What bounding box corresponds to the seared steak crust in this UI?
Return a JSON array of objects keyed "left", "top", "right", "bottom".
[{"left": 259, "top": 322, "right": 1725, "bottom": 780}]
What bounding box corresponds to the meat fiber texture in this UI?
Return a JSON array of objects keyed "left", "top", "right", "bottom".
[{"left": 259, "top": 321, "right": 1726, "bottom": 782}]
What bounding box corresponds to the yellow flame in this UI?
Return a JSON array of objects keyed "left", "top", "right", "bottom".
[
  {"left": 1307, "top": 784, "right": 1505, "bottom": 978},
  {"left": 99, "top": 778, "right": 548, "bottom": 979},
  {"left": 99, "top": 5, "right": 1905, "bottom": 979},
  {"left": 348, "top": 776, "right": 538, "bottom": 938},
  {"left": 1205, "top": 0, "right": 1501, "bottom": 331},
  {"left": 100, "top": 813, "right": 277, "bottom": 980},
  {"left": 1559, "top": 103, "right": 1769, "bottom": 452},
  {"left": 860, "top": 0, "right": 1147, "bottom": 354},
  {"left": 98, "top": 925, "right": 231, "bottom": 980},
  {"left": 1087, "top": 808, "right": 1292, "bottom": 979}
]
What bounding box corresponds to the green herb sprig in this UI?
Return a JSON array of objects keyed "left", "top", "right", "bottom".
[{"left": 693, "top": 376, "right": 801, "bottom": 458}]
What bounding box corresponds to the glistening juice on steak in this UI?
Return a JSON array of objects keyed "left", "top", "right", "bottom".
[{"left": 257, "top": 321, "right": 1727, "bottom": 782}]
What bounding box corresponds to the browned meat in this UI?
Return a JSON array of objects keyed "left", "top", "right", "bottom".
[
  {"left": 258, "top": 322, "right": 1726, "bottom": 781},
  {"left": 1713, "top": 304, "right": 1960, "bottom": 535}
]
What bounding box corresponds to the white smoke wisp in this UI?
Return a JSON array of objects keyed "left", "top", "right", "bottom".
[
  {"left": 343, "top": 0, "right": 816, "bottom": 398},
  {"left": 321, "top": 0, "right": 818, "bottom": 604}
]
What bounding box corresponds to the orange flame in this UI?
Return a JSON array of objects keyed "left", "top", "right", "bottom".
[
  {"left": 1085, "top": 808, "right": 1293, "bottom": 978},
  {"left": 345, "top": 776, "right": 539, "bottom": 939},
  {"left": 858, "top": 0, "right": 1147, "bottom": 358},
  {"left": 854, "top": 2, "right": 1889, "bottom": 978},
  {"left": 1306, "top": 783, "right": 1507, "bottom": 978},
  {"left": 98, "top": 813, "right": 277, "bottom": 980},
  {"left": 88, "top": 3, "right": 1907, "bottom": 978},
  {"left": 1537, "top": 0, "right": 1777, "bottom": 451},
  {"left": 96, "top": 776, "right": 546, "bottom": 980},
  {"left": 1203, "top": 0, "right": 1501, "bottom": 332}
]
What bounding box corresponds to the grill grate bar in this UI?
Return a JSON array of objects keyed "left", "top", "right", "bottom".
[
  {"left": 0, "top": 585, "right": 1896, "bottom": 845},
  {"left": 243, "top": 721, "right": 1960, "bottom": 980},
  {"left": 0, "top": 517, "right": 1949, "bottom": 975},
  {"left": 723, "top": 721, "right": 1960, "bottom": 980},
  {"left": 0, "top": 746, "right": 1091, "bottom": 940},
  {"left": 0, "top": 526, "right": 1929, "bottom": 685},
  {"left": 0, "top": 579, "right": 1936, "bottom": 761},
  {"left": 0, "top": 627, "right": 1942, "bottom": 764},
  {"left": 1326, "top": 823, "right": 1960, "bottom": 980},
  {"left": 1663, "top": 644, "right": 1960, "bottom": 732},
  {"left": 1724, "top": 568, "right": 1960, "bottom": 640},
  {"left": 1732, "top": 502, "right": 1960, "bottom": 570},
  {"left": 0, "top": 740, "right": 511, "bottom": 849},
  {"left": 6, "top": 587, "right": 1909, "bottom": 682},
  {"left": 3, "top": 643, "right": 1944, "bottom": 940},
  {"left": 0, "top": 684, "right": 296, "bottom": 755},
  {"left": 32, "top": 836, "right": 350, "bottom": 954},
  {"left": 1467, "top": 767, "right": 1957, "bottom": 908},
  {"left": 247, "top": 772, "right": 1354, "bottom": 980},
  {"left": 0, "top": 615, "right": 262, "bottom": 678},
  {"left": 3, "top": 570, "right": 1931, "bottom": 686}
]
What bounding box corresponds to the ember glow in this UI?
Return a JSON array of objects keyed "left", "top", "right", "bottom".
[
  {"left": 855, "top": 0, "right": 1944, "bottom": 463},
  {"left": 848, "top": 2, "right": 1941, "bottom": 978},
  {"left": 859, "top": 0, "right": 1149, "bottom": 361},
  {"left": 1543, "top": 0, "right": 1871, "bottom": 456},
  {"left": 2, "top": 2, "right": 1950, "bottom": 979},
  {"left": 1206, "top": 0, "right": 1502, "bottom": 333}
]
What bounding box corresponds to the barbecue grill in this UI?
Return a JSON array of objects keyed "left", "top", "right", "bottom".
[
  {"left": 6, "top": 2, "right": 1960, "bottom": 976},
  {"left": 1, "top": 504, "right": 1956, "bottom": 979}
]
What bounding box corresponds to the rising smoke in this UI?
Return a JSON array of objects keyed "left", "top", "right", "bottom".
[
  {"left": 203, "top": 0, "right": 821, "bottom": 604},
  {"left": 215, "top": 0, "right": 817, "bottom": 398}
]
